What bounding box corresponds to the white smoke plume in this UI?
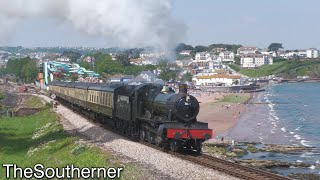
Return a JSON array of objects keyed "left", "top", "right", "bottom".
[{"left": 0, "top": 0, "right": 185, "bottom": 51}]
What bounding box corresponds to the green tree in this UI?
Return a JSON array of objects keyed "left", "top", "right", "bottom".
[
  {"left": 6, "top": 57, "right": 38, "bottom": 83},
  {"left": 268, "top": 43, "right": 283, "bottom": 52},
  {"left": 79, "top": 61, "right": 93, "bottom": 70},
  {"left": 194, "top": 45, "right": 207, "bottom": 53},
  {"left": 158, "top": 60, "right": 178, "bottom": 81},
  {"left": 181, "top": 72, "right": 193, "bottom": 82},
  {"left": 62, "top": 51, "right": 82, "bottom": 63},
  {"left": 92, "top": 52, "right": 122, "bottom": 74},
  {"left": 234, "top": 56, "right": 241, "bottom": 65},
  {"left": 175, "top": 43, "right": 194, "bottom": 53},
  {"left": 159, "top": 69, "right": 177, "bottom": 81},
  {"left": 82, "top": 72, "right": 88, "bottom": 79},
  {"left": 78, "top": 52, "right": 157, "bottom": 76},
  {"left": 21, "top": 60, "right": 38, "bottom": 83},
  {"left": 116, "top": 53, "right": 131, "bottom": 66},
  {"left": 207, "top": 44, "right": 242, "bottom": 54},
  {"left": 69, "top": 73, "right": 78, "bottom": 82}
]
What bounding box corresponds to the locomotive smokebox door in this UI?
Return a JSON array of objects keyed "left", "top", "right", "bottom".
[{"left": 179, "top": 84, "right": 188, "bottom": 94}]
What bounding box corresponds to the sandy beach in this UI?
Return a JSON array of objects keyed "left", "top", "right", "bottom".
[{"left": 195, "top": 92, "right": 250, "bottom": 137}]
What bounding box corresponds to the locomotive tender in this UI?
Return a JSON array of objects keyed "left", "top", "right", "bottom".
[{"left": 49, "top": 82, "right": 212, "bottom": 153}]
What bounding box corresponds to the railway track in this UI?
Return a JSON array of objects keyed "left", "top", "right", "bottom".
[
  {"left": 57, "top": 99, "right": 291, "bottom": 180},
  {"left": 139, "top": 141, "right": 291, "bottom": 180}
]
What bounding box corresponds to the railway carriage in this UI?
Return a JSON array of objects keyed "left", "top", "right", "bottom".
[{"left": 49, "top": 82, "right": 212, "bottom": 153}]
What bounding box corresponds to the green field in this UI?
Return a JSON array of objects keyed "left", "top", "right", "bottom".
[
  {"left": 0, "top": 109, "right": 143, "bottom": 179},
  {"left": 221, "top": 94, "right": 252, "bottom": 103},
  {"left": 229, "top": 60, "right": 320, "bottom": 78}
]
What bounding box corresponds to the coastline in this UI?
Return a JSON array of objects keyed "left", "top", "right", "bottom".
[{"left": 197, "top": 92, "right": 250, "bottom": 137}]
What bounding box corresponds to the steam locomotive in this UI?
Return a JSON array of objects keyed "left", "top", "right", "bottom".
[{"left": 49, "top": 82, "right": 212, "bottom": 153}]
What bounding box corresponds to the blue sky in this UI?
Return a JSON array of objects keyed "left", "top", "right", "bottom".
[{"left": 2, "top": 0, "right": 320, "bottom": 49}]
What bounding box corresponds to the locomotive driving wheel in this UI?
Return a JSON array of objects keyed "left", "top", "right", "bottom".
[
  {"left": 155, "top": 137, "right": 162, "bottom": 147},
  {"left": 147, "top": 131, "right": 155, "bottom": 144},
  {"left": 195, "top": 140, "right": 202, "bottom": 154},
  {"left": 140, "top": 129, "right": 146, "bottom": 141},
  {"left": 170, "top": 140, "right": 180, "bottom": 152}
]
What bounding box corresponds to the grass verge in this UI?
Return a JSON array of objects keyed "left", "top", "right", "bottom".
[
  {"left": 23, "top": 95, "right": 45, "bottom": 108},
  {"left": 0, "top": 109, "right": 143, "bottom": 179}
]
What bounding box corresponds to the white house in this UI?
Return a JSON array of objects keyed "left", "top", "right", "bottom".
[
  {"left": 240, "top": 54, "right": 273, "bottom": 68},
  {"left": 260, "top": 49, "right": 277, "bottom": 57},
  {"left": 109, "top": 53, "right": 117, "bottom": 60},
  {"left": 237, "top": 47, "right": 259, "bottom": 55},
  {"left": 140, "top": 52, "right": 166, "bottom": 59},
  {"left": 83, "top": 56, "right": 95, "bottom": 63},
  {"left": 219, "top": 51, "right": 235, "bottom": 63},
  {"left": 193, "top": 74, "right": 241, "bottom": 86},
  {"left": 130, "top": 58, "right": 158, "bottom": 65},
  {"left": 179, "top": 50, "right": 192, "bottom": 56},
  {"left": 142, "top": 59, "right": 158, "bottom": 65},
  {"left": 195, "top": 52, "right": 211, "bottom": 60},
  {"left": 298, "top": 50, "right": 307, "bottom": 58},
  {"left": 137, "top": 71, "right": 157, "bottom": 82},
  {"left": 175, "top": 59, "right": 193, "bottom": 68},
  {"left": 191, "top": 57, "right": 222, "bottom": 70},
  {"left": 211, "top": 47, "right": 227, "bottom": 53},
  {"left": 306, "top": 48, "right": 319, "bottom": 58},
  {"left": 56, "top": 56, "right": 70, "bottom": 62}
]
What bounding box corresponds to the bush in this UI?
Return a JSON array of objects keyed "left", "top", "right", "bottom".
[
  {"left": 0, "top": 92, "right": 5, "bottom": 100},
  {"left": 228, "top": 64, "right": 240, "bottom": 71}
]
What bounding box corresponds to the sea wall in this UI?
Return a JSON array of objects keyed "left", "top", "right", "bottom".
[{"left": 199, "top": 85, "right": 259, "bottom": 93}]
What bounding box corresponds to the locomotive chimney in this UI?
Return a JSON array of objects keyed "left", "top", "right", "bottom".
[{"left": 179, "top": 84, "right": 188, "bottom": 94}]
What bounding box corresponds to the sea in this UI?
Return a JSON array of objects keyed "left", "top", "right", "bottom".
[{"left": 224, "top": 82, "right": 320, "bottom": 175}]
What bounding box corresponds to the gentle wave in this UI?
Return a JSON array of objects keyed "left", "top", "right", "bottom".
[
  {"left": 281, "top": 127, "right": 287, "bottom": 132},
  {"left": 294, "top": 134, "right": 301, "bottom": 140},
  {"left": 301, "top": 140, "right": 313, "bottom": 147},
  {"left": 271, "top": 130, "right": 275, "bottom": 134},
  {"left": 309, "top": 165, "right": 315, "bottom": 169},
  {"left": 301, "top": 152, "right": 315, "bottom": 158}
]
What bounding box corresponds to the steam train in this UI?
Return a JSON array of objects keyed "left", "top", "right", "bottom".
[{"left": 49, "top": 82, "right": 212, "bottom": 153}]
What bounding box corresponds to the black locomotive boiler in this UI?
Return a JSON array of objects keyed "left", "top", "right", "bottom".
[{"left": 49, "top": 82, "right": 212, "bottom": 153}]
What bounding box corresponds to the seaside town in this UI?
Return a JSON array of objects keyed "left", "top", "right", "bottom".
[
  {"left": 1, "top": 44, "right": 319, "bottom": 90},
  {"left": 2, "top": 1, "right": 320, "bottom": 180}
]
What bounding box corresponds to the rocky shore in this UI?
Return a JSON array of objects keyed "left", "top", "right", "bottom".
[{"left": 204, "top": 141, "right": 320, "bottom": 179}]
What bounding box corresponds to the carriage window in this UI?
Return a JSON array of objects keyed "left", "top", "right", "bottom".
[
  {"left": 96, "top": 93, "right": 99, "bottom": 103},
  {"left": 110, "top": 93, "right": 112, "bottom": 107},
  {"left": 118, "top": 95, "right": 129, "bottom": 103},
  {"left": 107, "top": 93, "right": 109, "bottom": 106},
  {"left": 110, "top": 94, "right": 113, "bottom": 107}
]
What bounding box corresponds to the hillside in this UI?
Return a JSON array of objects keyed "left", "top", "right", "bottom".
[
  {"left": 229, "top": 60, "right": 320, "bottom": 78},
  {"left": 0, "top": 96, "right": 143, "bottom": 179}
]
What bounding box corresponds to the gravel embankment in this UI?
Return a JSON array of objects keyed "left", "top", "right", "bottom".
[{"left": 35, "top": 94, "right": 239, "bottom": 180}]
